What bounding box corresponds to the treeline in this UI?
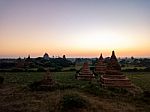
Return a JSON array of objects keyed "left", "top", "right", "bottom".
[
  {"left": 0, "top": 57, "right": 73, "bottom": 72},
  {"left": 120, "top": 58, "right": 150, "bottom": 67},
  {"left": 122, "top": 67, "right": 150, "bottom": 72}
]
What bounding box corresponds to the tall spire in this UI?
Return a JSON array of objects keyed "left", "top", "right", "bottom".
[
  {"left": 100, "top": 51, "right": 133, "bottom": 88},
  {"left": 110, "top": 51, "right": 117, "bottom": 60},
  {"left": 95, "top": 53, "right": 107, "bottom": 74},
  {"left": 99, "top": 53, "right": 103, "bottom": 60},
  {"left": 109, "top": 50, "right": 121, "bottom": 71}
]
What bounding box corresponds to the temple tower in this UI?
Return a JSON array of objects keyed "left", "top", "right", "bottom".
[
  {"left": 43, "top": 53, "right": 50, "bottom": 60},
  {"left": 94, "top": 53, "right": 107, "bottom": 74},
  {"left": 100, "top": 51, "right": 133, "bottom": 88},
  {"left": 109, "top": 51, "right": 121, "bottom": 71},
  {"left": 40, "top": 70, "right": 55, "bottom": 87},
  {"left": 76, "top": 62, "right": 95, "bottom": 80}
]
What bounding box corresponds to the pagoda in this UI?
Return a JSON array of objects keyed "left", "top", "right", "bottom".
[
  {"left": 43, "top": 53, "right": 50, "bottom": 60},
  {"left": 76, "top": 62, "right": 95, "bottom": 80},
  {"left": 100, "top": 51, "right": 133, "bottom": 88},
  {"left": 39, "top": 70, "right": 55, "bottom": 88},
  {"left": 94, "top": 53, "right": 107, "bottom": 74}
]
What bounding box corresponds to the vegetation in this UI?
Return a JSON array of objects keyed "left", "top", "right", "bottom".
[
  {"left": 0, "top": 76, "right": 4, "bottom": 84},
  {"left": 60, "top": 93, "right": 88, "bottom": 111},
  {"left": 0, "top": 71, "right": 150, "bottom": 112},
  {"left": 125, "top": 72, "right": 150, "bottom": 91}
]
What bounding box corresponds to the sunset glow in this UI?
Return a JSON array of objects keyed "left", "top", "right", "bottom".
[{"left": 0, "top": 0, "right": 150, "bottom": 58}]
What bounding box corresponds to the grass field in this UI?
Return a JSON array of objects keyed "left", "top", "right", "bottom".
[
  {"left": 121, "top": 66, "right": 146, "bottom": 70},
  {"left": 125, "top": 72, "right": 150, "bottom": 91},
  {"left": 0, "top": 72, "right": 150, "bottom": 91},
  {"left": 0, "top": 71, "right": 150, "bottom": 112}
]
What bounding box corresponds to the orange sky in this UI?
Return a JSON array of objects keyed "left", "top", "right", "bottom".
[{"left": 0, "top": 0, "right": 150, "bottom": 58}]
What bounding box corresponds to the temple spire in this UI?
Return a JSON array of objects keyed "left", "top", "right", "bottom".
[
  {"left": 100, "top": 51, "right": 133, "bottom": 88},
  {"left": 95, "top": 53, "right": 107, "bottom": 74},
  {"left": 76, "top": 62, "right": 95, "bottom": 80},
  {"left": 110, "top": 51, "right": 117, "bottom": 60},
  {"left": 99, "top": 53, "right": 103, "bottom": 60}
]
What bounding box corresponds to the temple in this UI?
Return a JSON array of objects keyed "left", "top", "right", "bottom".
[
  {"left": 94, "top": 53, "right": 107, "bottom": 74},
  {"left": 43, "top": 53, "right": 50, "bottom": 60},
  {"left": 100, "top": 51, "right": 133, "bottom": 88},
  {"left": 76, "top": 62, "right": 95, "bottom": 80},
  {"left": 39, "top": 70, "right": 55, "bottom": 88}
]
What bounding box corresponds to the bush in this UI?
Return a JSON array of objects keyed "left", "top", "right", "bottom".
[
  {"left": 11, "top": 68, "right": 25, "bottom": 72},
  {"left": 37, "top": 67, "right": 46, "bottom": 72},
  {"left": 57, "top": 83, "right": 77, "bottom": 90},
  {"left": 83, "top": 82, "right": 110, "bottom": 96},
  {"left": 60, "top": 93, "right": 87, "bottom": 111},
  {"left": 133, "top": 92, "right": 150, "bottom": 105},
  {"left": 107, "top": 87, "right": 131, "bottom": 96},
  {"left": 0, "top": 76, "right": 4, "bottom": 84},
  {"left": 28, "top": 81, "right": 58, "bottom": 91},
  {"left": 54, "top": 66, "right": 63, "bottom": 72},
  {"left": 143, "top": 90, "right": 150, "bottom": 97},
  {"left": 28, "top": 81, "right": 41, "bottom": 91}
]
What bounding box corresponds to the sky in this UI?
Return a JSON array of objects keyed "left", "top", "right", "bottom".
[{"left": 0, "top": 0, "right": 150, "bottom": 58}]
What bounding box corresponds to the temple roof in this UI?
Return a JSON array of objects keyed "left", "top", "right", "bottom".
[
  {"left": 110, "top": 51, "right": 117, "bottom": 61},
  {"left": 108, "top": 51, "right": 121, "bottom": 71},
  {"left": 99, "top": 53, "right": 103, "bottom": 60},
  {"left": 79, "top": 62, "right": 92, "bottom": 75}
]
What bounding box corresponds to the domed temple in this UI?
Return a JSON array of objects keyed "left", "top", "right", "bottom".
[
  {"left": 94, "top": 53, "right": 107, "bottom": 74},
  {"left": 100, "top": 51, "right": 133, "bottom": 88},
  {"left": 76, "top": 62, "right": 95, "bottom": 80}
]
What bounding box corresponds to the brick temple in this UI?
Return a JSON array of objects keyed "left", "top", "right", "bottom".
[
  {"left": 40, "top": 70, "right": 55, "bottom": 88},
  {"left": 94, "top": 53, "right": 107, "bottom": 74},
  {"left": 100, "top": 51, "right": 133, "bottom": 88},
  {"left": 76, "top": 62, "right": 95, "bottom": 80}
]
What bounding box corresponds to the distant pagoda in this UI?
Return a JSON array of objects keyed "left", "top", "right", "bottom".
[
  {"left": 100, "top": 51, "right": 133, "bottom": 88},
  {"left": 94, "top": 53, "right": 107, "bottom": 74},
  {"left": 76, "top": 62, "right": 95, "bottom": 80},
  {"left": 43, "top": 53, "right": 50, "bottom": 60},
  {"left": 39, "top": 70, "right": 55, "bottom": 89}
]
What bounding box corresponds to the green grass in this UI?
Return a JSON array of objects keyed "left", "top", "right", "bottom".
[
  {"left": 122, "top": 66, "right": 146, "bottom": 70},
  {"left": 0, "top": 72, "right": 150, "bottom": 91},
  {"left": 0, "top": 71, "right": 150, "bottom": 112},
  {"left": 124, "top": 72, "right": 150, "bottom": 91},
  {"left": 0, "top": 72, "right": 43, "bottom": 85},
  {"left": 0, "top": 72, "right": 90, "bottom": 89}
]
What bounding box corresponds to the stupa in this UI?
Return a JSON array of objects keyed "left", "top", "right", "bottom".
[
  {"left": 100, "top": 51, "right": 133, "bottom": 88},
  {"left": 40, "top": 70, "right": 55, "bottom": 88},
  {"left": 94, "top": 53, "right": 107, "bottom": 74},
  {"left": 76, "top": 62, "right": 95, "bottom": 80},
  {"left": 43, "top": 53, "right": 50, "bottom": 60}
]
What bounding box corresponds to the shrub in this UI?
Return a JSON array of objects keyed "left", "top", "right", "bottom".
[
  {"left": 143, "top": 90, "right": 150, "bottom": 97},
  {"left": 0, "top": 76, "right": 4, "bottom": 84},
  {"left": 107, "top": 87, "right": 128, "bottom": 94},
  {"left": 68, "top": 68, "right": 76, "bottom": 71},
  {"left": 37, "top": 67, "right": 46, "bottom": 72},
  {"left": 83, "top": 82, "right": 110, "bottom": 96},
  {"left": 28, "top": 81, "right": 41, "bottom": 91},
  {"left": 57, "top": 83, "right": 77, "bottom": 90},
  {"left": 29, "top": 81, "right": 58, "bottom": 91},
  {"left": 60, "top": 93, "right": 87, "bottom": 111},
  {"left": 54, "top": 66, "right": 63, "bottom": 72},
  {"left": 11, "top": 68, "right": 25, "bottom": 72}
]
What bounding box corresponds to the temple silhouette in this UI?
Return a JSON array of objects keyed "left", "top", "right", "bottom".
[
  {"left": 76, "top": 62, "right": 95, "bottom": 80},
  {"left": 76, "top": 51, "right": 133, "bottom": 88},
  {"left": 99, "top": 51, "right": 133, "bottom": 88},
  {"left": 94, "top": 53, "right": 107, "bottom": 74}
]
